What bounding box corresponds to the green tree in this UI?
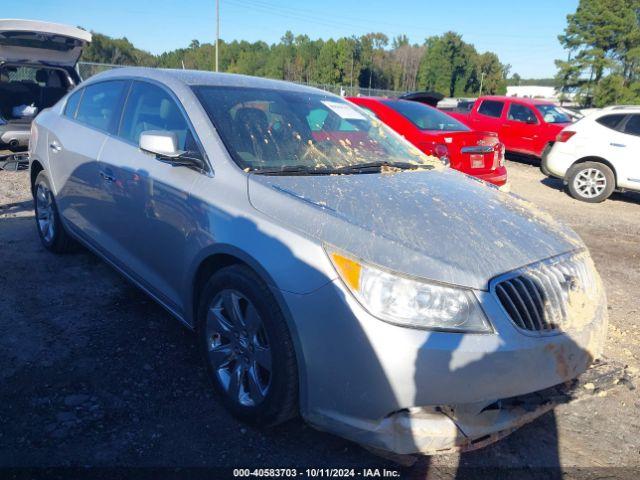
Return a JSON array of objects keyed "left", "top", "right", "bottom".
[
  {"left": 416, "top": 32, "right": 508, "bottom": 96},
  {"left": 81, "top": 30, "right": 509, "bottom": 96},
  {"left": 477, "top": 52, "right": 508, "bottom": 95},
  {"left": 557, "top": 0, "right": 640, "bottom": 106},
  {"left": 81, "top": 33, "right": 156, "bottom": 66}
]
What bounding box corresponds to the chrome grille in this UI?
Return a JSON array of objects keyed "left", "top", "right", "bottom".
[{"left": 494, "top": 254, "right": 598, "bottom": 333}]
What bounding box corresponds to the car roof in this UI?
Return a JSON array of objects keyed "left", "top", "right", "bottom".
[
  {"left": 86, "top": 67, "right": 329, "bottom": 95},
  {"left": 480, "top": 95, "right": 554, "bottom": 106},
  {"left": 600, "top": 105, "right": 640, "bottom": 113},
  {"left": 348, "top": 96, "right": 426, "bottom": 105}
]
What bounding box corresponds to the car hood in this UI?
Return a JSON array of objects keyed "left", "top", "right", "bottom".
[
  {"left": 0, "top": 19, "right": 91, "bottom": 67},
  {"left": 247, "top": 168, "right": 584, "bottom": 290}
]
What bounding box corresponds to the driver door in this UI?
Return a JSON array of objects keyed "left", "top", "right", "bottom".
[
  {"left": 503, "top": 102, "right": 539, "bottom": 155},
  {"left": 98, "top": 80, "right": 206, "bottom": 314}
]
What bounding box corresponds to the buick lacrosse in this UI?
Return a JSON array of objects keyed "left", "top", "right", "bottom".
[{"left": 29, "top": 68, "right": 607, "bottom": 454}]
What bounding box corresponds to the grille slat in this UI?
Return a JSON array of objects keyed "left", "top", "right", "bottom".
[
  {"left": 496, "top": 284, "right": 526, "bottom": 329},
  {"left": 513, "top": 277, "right": 544, "bottom": 331},
  {"left": 505, "top": 280, "right": 536, "bottom": 330},
  {"left": 494, "top": 255, "right": 597, "bottom": 334}
]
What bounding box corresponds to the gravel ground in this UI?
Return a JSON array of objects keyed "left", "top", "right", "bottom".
[{"left": 0, "top": 159, "right": 638, "bottom": 479}]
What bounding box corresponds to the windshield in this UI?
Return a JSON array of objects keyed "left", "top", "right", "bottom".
[
  {"left": 383, "top": 99, "right": 470, "bottom": 132},
  {"left": 535, "top": 104, "right": 572, "bottom": 124},
  {"left": 193, "top": 86, "right": 435, "bottom": 173}
]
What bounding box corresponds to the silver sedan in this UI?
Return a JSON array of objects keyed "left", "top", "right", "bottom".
[{"left": 29, "top": 67, "right": 607, "bottom": 455}]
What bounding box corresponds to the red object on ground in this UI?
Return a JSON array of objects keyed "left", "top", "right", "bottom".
[{"left": 348, "top": 96, "right": 507, "bottom": 186}]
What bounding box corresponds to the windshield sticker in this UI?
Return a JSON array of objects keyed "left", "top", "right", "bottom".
[{"left": 322, "top": 101, "right": 367, "bottom": 120}]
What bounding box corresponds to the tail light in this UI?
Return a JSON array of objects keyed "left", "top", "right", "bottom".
[
  {"left": 418, "top": 142, "right": 450, "bottom": 166},
  {"left": 495, "top": 143, "right": 505, "bottom": 167},
  {"left": 556, "top": 130, "right": 576, "bottom": 143},
  {"left": 29, "top": 122, "right": 38, "bottom": 154},
  {"left": 434, "top": 143, "right": 450, "bottom": 166}
]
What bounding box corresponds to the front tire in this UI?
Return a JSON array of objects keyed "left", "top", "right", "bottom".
[
  {"left": 197, "top": 265, "right": 298, "bottom": 426},
  {"left": 33, "top": 171, "right": 76, "bottom": 253},
  {"left": 566, "top": 161, "right": 615, "bottom": 203}
]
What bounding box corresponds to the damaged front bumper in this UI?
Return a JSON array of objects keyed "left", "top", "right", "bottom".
[{"left": 366, "top": 359, "right": 631, "bottom": 456}]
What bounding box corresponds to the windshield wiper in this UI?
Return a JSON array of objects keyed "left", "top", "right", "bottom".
[
  {"left": 249, "top": 165, "right": 337, "bottom": 176},
  {"left": 336, "top": 161, "right": 434, "bottom": 174}
]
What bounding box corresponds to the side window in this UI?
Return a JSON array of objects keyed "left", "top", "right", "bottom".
[
  {"left": 596, "top": 114, "right": 626, "bottom": 131},
  {"left": 623, "top": 115, "right": 640, "bottom": 136},
  {"left": 507, "top": 103, "right": 537, "bottom": 123},
  {"left": 477, "top": 100, "right": 504, "bottom": 118},
  {"left": 75, "top": 80, "right": 127, "bottom": 132},
  {"left": 64, "top": 89, "right": 83, "bottom": 119},
  {"left": 120, "top": 81, "right": 196, "bottom": 151}
]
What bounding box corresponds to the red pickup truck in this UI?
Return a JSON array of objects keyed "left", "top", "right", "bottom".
[{"left": 447, "top": 96, "right": 573, "bottom": 159}]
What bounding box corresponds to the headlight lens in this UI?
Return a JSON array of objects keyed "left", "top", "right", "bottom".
[{"left": 328, "top": 250, "right": 492, "bottom": 333}]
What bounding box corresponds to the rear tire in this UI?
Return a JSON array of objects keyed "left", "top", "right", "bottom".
[
  {"left": 197, "top": 264, "right": 298, "bottom": 426},
  {"left": 33, "top": 171, "right": 76, "bottom": 253},
  {"left": 566, "top": 161, "right": 615, "bottom": 203}
]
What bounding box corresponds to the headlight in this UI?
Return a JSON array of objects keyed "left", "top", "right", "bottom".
[{"left": 327, "top": 249, "right": 492, "bottom": 333}]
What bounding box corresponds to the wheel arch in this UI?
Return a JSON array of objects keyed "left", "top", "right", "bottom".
[
  {"left": 30, "top": 159, "right": 44, "bottom": 197},
  {"left": 188, "top": 244, "right": 308, "bottom": 408}
]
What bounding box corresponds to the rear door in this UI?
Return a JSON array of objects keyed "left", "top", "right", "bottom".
[
  {"left": 98, "top": 80, "right": 207, "bottom": 313},
  {"left": 616, "top": 114, "right": 640, "bottom": 189},
  {"left": 503, "top": 101, "right": 540, "bottom": 154},
  {"left": 49, "top": 80, "right": 128, "bottom": 242},
  {"left": 472, "top": 99, "right": 505, "bottom": 134}
]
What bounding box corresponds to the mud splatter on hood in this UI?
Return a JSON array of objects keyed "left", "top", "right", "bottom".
[{"left": 248, "top": 168, "right": 584, "bottom": 290}]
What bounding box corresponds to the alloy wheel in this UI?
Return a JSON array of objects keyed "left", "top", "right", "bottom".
[
  {"left": 573, "top": 168, "right": 607, "bottom": 199},
  {"left": 205, "top": 290, "right": 272, "bottom": 407},
  {"left": 35, "top": 182, "right": 56, "bottom": 243}
]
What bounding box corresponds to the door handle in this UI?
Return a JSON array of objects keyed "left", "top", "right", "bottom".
[
  {"left": 610, "top": 142, "right": 626, "bottom": 147},
  {"left": 49, "top": 141, "right": 62, "bottom": 153},
  {"left": 99, "top": 170, "right": 116, "bottom": 182}
]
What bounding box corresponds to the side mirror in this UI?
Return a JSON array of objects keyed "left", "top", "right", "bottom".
[
  {"left": 139, "top": 130, "right": 181, "bottom": 157},
  {"left": 139, "top": 130, "right": 206, "bottom": 171}
]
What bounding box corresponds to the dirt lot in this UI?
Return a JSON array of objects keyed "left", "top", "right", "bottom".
[{"left": 0, "top": 159, "right": 638, "bottom": 478}]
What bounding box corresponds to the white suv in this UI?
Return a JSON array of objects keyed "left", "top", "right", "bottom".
[{"left": 542, "top": 106, "right": 640, "bottom": 202}]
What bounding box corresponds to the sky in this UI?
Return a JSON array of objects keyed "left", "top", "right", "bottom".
[{"left": 5, "top": 0, "right": 579, "bottom": 78}]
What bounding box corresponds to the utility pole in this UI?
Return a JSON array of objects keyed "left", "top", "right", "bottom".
[
  {"left": 215, "top": 0, "right": 219, "bottom": 72},
  {"left": 350, "top": 53, "right": 354, "bottom": 91},
  {"left": 479, "top": 71, "right": 485, "bottom": 97}
]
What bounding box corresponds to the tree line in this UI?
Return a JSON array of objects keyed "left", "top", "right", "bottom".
[
  {"left": 556, "top": 0, "right": 640, "bottom": 106},
  {"left": 81, "top": 30, "right": 510, "bottom": 96}
]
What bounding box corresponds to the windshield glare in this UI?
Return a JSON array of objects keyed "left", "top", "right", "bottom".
[
  {"left": 535, "top": 104, "right": 572, "bottom": 124},
  {"left": 383, "top": 99, "right": 470, "bottom": 132},
  {"left": 193, "top": 86, "right": 435, "bottom": 172}
]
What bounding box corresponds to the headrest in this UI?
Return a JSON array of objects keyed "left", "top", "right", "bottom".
[
  {"left": 159, "top": 98, "right": 172, "bottom": 120},
  {"left": 235, "top": 108, "right": 269, "bottom": 131},
  {"left": 35, "top": 70, "right": 48, "bottom": 83}
]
